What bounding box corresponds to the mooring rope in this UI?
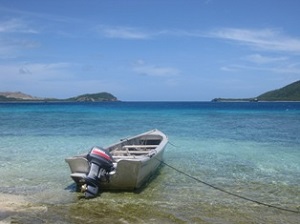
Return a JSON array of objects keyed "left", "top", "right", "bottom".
[{"left": 158, "top": 142, "right": 299, "bottom": 214}]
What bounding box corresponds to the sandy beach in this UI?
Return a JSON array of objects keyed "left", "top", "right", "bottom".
[{"left": 0, "top": 193, "right": 48, "bottom": 223}]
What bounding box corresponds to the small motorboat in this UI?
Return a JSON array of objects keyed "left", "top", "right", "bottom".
[{"left": 65, "top": 129, "right": 168, "bottom": 198}]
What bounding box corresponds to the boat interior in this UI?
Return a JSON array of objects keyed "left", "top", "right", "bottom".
[{"left": 109, "top": 135, "right": 163, "bottom": 159}]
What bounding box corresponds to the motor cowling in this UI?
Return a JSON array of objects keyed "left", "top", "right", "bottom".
[{"left": 83, "top": 147, "right": 114, "bottom": 198}]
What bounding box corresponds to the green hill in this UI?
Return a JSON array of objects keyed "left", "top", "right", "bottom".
[
  {"left": 212, "top": 80, "right": 300, "bottom": 102},
  {"left": 67, "top": 92, "right": 118, "bottom": 102},
  {"left": 257, "top": 80, "right": 300, "bottom": 101},
  {"left": 0, "top": 91, "right": 118, "bottom": 102}
]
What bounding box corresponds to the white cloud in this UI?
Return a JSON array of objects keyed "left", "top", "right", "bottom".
[
  {"left": 220, "top": 66, "right": 240, "bottom": 72},
  {"left": 0, "top": 60, "right": 121, "bottom": 98},
  {"left": 245, "top": 54, "right": 288, "bottom": 64},
  {"left": 95, "top": 25, "right": 300, "bottom": 56},
  {"left": 271, "top": 63, "right": 300, "bottom": 74},
  {"left": 0, "top": 6, "right": 81, "bottom": 24},
  {"left": 0, "top": 62, "right": 74, "bottom": 83},
  {"left": 132, "top": 60, "right": 180, "bottom": 77},
  {"left": 0, "top": 19, "right": 40, "bottom": 58},
  {"left": 95, "top": 25, "right": 205, "bottom": 40},
  {"left": 0, "top": 37, "right": 40, "bottom": 59},
  {"left": 97, "top": 25, "right": 151, "bottom": 39},
  {"left": 0, "top": 62, "right": 85, "bottom": 97},
  {"left": 221, "top": 63, "right": 300, "bottom": 75},
  {"left": 209, "top": 28, "right": 300, "bottom": 53},
  {"left": 0, "top": 18, "right": 38, "bottom": 34}
]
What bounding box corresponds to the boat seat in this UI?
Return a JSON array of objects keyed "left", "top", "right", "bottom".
[
  {"left": 112, "top": 146, "right": 154, "bottom": 156},
  {"left": 113, "top": 155, "right": 145, "bottom": 160},
  {"left": 112, "top": 149, "right": 150, "bottom": 156},
  {"left": 122, "top": 145, "right": 157, "bottom": 149},
  {"left": 128, "top": 150, "right": 150, "bottom": 154}
]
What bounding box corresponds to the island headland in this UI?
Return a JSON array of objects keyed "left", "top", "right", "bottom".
[
  {"left": 212, "top": 80, "right": 300, "bottom": 102},
  {"left": 1, "top": 80, "right": 299, "bottom": 102},
  {"left": 0, "top": 92, "right": 119, "bottom": 102}
]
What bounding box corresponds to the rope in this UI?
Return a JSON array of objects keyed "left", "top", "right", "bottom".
[
  {"left": 158, "top": 142, "right": 300, "bottom": 214},
  {"left": 167, "top": 141, "right": 178, "bottom": 148}
]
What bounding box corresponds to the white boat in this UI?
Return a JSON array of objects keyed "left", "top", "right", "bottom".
[{"left": 65, "top": 129, "right": 168, "bottom": 198}]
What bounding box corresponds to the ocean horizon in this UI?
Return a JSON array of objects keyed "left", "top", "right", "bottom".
[{"left": 0, "top": 101, "right": 299, "bottom": 223}]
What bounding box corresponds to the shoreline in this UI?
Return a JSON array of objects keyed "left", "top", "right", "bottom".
[
  {"left": 0, "top": 193, "right": 47, "bottom": 223},
  {"left": 0, "top": 100, "right": 120, "bottom": 104},
  {"left": 1, "top": 100, "right": 300, "bottom": 103},
  {"left": 1, "top": 192, "right": 299, "bottom": 224}
]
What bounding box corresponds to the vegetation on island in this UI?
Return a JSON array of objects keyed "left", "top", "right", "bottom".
[
  {"left": 256, "top": 80, "right": 300, "bottom": 101},
  {"left": 0, "top": 91, "right": 119, "bottom": 102},
  {"left": 67, "top": 92, "right": 118, "bottom": 102},
  {"left": 212, "top": 80, "right": 300, "bottom": 102},
  {"left": 212, "top": 98, "right": 258, "bottom": 102},
  {"left": 2, "top": 80, "right": 300, "bottom": 102}
]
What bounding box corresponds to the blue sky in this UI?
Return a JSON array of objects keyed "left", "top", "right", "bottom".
[{"left": 0, "top": 0, "right": 300, "bottom": 101}]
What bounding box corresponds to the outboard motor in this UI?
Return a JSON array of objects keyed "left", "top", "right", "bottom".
[{"left": 82, "top": 147, "right": 114, "bottom": 198}]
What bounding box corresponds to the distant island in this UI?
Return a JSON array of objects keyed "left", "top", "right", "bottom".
[
  {"left": 0, "top": 92, "right": 119, "bottom": 102},
  {"left": 2, "top": 80, "right": 300, "bottom": 102},
  {"left": 212, "top": 80, "right": 300, "bottom": 102}
]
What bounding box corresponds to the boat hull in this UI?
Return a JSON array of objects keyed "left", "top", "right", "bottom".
[{"left": 65, "top": 129, "right": 168, "bottom": 191}]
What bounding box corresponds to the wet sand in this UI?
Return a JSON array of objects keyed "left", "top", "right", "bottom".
[
  {"left": 0, "top": 193, "right": 47, "bottom": 224},
  {"left": 1, "top": 192, "right": 299, "bottom": 224}
]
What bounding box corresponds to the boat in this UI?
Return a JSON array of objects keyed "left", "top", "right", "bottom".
[{"left": 65, "top": 129, "right": 168, "bottom": 198}]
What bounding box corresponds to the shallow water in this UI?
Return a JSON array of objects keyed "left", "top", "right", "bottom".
[{"left": 0, "top": 102, "right": 299, "bottom": 223}]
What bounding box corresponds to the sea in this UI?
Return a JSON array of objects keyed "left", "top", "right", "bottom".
[{"left": 0, "top": 101, "right": 299, "bottom": 224}]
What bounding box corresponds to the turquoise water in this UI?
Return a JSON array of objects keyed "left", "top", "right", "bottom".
[{"left": 0, "top": 102, "right": 299, "bottom": 223}]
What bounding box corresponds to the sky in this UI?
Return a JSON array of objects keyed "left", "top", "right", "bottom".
[{"left": 0, "top": 0, "right": 300, "bottom": 101}]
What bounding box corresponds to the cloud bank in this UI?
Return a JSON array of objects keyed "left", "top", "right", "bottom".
[{"left": 209, "top": 28, "right": 300, "bottom": 53}]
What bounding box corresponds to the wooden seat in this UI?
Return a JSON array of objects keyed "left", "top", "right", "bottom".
[
  {"left": 122, "top": 145, "right": 157, "bottom": 149},
  {"left": 128, "top": 150, "right": 150, "bottom": 154}
]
